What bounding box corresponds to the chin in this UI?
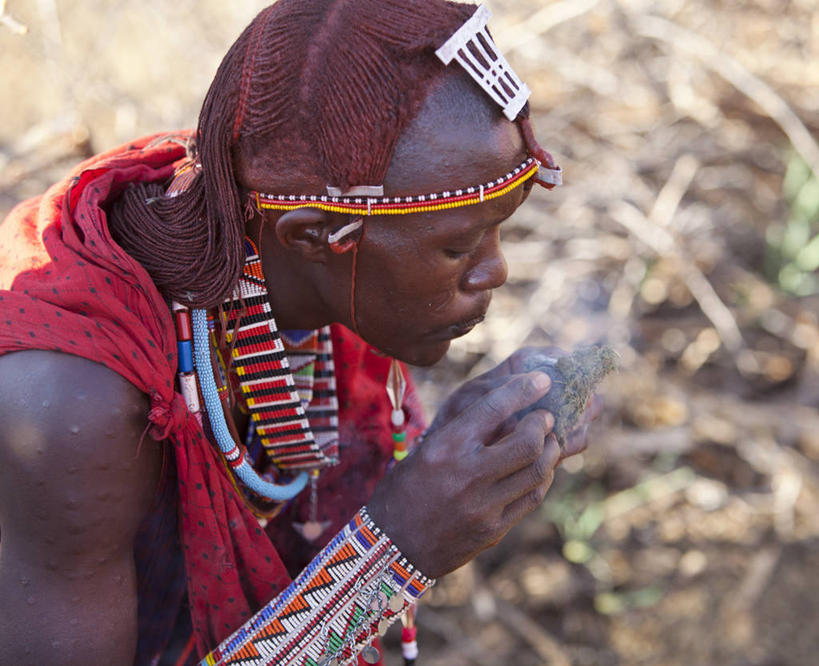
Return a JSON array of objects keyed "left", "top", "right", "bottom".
[{"left": 393, "top": 339, "right": 452, "bottom": 367}]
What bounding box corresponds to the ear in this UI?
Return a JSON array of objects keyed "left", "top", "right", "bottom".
[{"left": 273, "top": 207, "right": 335, "bottom": 263}]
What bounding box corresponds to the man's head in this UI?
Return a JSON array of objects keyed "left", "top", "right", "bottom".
[
  {"left": 114, "top": 0, "right": 557, "bottom": 366},
  {"left": 347, "top": 70, "right": 531, "bottom": 365},
  {"left": 214, "top": 0, "right": 556, "bottom": 365},
  {"left": 240, "top": 68, "right": 529, "bottom": 364}
]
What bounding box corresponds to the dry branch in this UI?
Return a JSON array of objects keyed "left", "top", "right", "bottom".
[
  {"left": 497, "top": 0, "right": 603, "bottom": 53},
  {"left": 0, "top": 0, "right": 28, "bottom": 34},
  {"left": 630, "top": 13, "right": 819, "bottom": 185},
  {"left": 609, "top": 200, "right": 746, "bottom": 353},
  {"left": 494, "top": 597, "right": 572, "bottom": 666},
  {"left": 414, "top": 607, "right": 498, "bottom": 666},
  {"left": 650, "top": 154, "right": 700, "bottom": 228}
]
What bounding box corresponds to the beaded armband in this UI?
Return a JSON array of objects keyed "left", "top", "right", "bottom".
[{"left": 202, "top": 508, "right": 435, "bottom": 666}]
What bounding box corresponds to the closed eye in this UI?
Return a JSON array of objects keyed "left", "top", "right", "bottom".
[{"left": 444, "top": 248, "right": 472, "bottom": 259}]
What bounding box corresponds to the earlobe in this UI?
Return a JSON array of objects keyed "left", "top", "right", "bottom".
[
  {"left": 328, "top": 217, "right": 364, "bottom": 254},
  {"left": 274, "top": 208, "right": 334, "bottom": 262}
]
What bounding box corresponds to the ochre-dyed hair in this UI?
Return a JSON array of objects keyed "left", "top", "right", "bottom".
[{"left": 111, "top": 0, "right": 478, "bottom": 308}]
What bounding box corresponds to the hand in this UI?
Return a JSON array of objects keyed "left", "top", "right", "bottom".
[
  {"left": 429, "top": 347, "right": 598, "bottom": 460},
  {"left": 429, "top": 347, "right": 565, "bottom": 431},
  {"left": 367, "top": 371, "right": 561, "bottom": 578}
]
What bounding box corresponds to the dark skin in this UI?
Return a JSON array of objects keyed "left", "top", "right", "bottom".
[
  {"left": 0, "top": 73, "right": 594, "bottom": 663},
  {"left": 0, "top": 352, "right": 159, "bottom": 664}
]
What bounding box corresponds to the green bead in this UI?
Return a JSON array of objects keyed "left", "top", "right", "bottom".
[{"left": 392, "top": 431, "right": 407, "bottom": 443}]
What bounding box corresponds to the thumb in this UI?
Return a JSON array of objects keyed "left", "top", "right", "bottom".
[{"left": 451, "top": 371, "right": 551, "bottom": 445}]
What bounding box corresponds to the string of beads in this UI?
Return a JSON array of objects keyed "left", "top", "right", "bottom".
[{"left": 250, "top": 157, "right": 542, "bottom": 217}]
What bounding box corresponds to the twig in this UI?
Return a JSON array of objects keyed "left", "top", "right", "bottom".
[
  {"left": 720, "top": 546, "right": 781, "bottom": 617},
  {"left": 413, "top": 607, "right": 497, "bottom": 666},
  {"left": 609, "top": 200, "right": 746, "bottom": 353},
  {"left": 650, "top": 154, "right": 700, "bottom": 228},
  {"left": 0, "top": 125, "right": 90, "bottom": 190},
  {"left": 493, "top": 597, "right": 572, "bottom": 666},
  {"left": 630, "top": 13, "right": 819, "bottom": 185},
  {"left": 607, "top": 154, "right": 701, "bottom": 326},
  {"left": 497, "top": 0, "right": 603, "bottom": 53},
  {"left": 602, "top": 466, "right": 696, "bottom": 519},
  {"left": 0, "top": 0, "right": 29, "bottom": 35},
  {"left": 518, "top": 41, "right": 620, "bottom": 97}
]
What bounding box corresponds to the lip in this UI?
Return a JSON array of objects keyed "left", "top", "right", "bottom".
[{"left": 441, "top": 313, "right": 487, "bottom": 340}]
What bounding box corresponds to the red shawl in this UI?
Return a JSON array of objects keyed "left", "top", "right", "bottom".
[{"left": 0, "top": 133, "right": 425, "bottom": 658}]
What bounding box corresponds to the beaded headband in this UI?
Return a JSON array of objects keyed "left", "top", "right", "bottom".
[
  {"left": 250, "top": 156, "right": 544, "bottom": 217},
  {"left": 248, "top": 4, "right": 562, "bottom": 230}
]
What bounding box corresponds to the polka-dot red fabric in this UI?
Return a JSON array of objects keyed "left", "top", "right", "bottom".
[{"left": 0, "top": 133, "right": 426, "bottom": 659}]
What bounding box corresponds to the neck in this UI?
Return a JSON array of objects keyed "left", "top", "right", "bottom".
[{"left": 245, "top": 218, "right": 342, "bottom": 331}]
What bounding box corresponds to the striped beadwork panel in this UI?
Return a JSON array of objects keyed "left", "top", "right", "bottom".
[
  {"left": 201, "top": 508, "right": 434, "bottom": 666},
  {"left": 280, "top": 328, "right": 340, "bottom": 464},
  {"left": 221, "top": 240, "right": 339, "bottom": 470}
]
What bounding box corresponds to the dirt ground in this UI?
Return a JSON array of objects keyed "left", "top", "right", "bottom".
[{"left": 2, "top": 1, "right": 818, "bottom": 665}]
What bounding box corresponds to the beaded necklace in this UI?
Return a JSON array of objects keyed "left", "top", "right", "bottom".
[
  {"left": 219, "top": 239, "right": 340, "bottom": 471},
  {"left": 171, "top": 238, "right": 409, "bottom": 521}
]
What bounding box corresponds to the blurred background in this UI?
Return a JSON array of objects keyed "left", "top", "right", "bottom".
[{"left": 2, "top": 1, "right": 818, "bottom": 664}]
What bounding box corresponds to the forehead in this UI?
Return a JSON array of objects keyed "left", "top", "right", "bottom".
[
  {"left": 383, "top": 72, "right": 527, "bottom": 197},
  {"left": 371, "top": 150, "right": 531, "bottom": 249}
]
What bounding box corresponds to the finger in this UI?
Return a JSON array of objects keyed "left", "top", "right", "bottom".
[
  {"left": 483, "top": 409, "right": 555, "bottom": 478},
  {"left": 487, "top": 413, "right": 518, "bottom": 444},
  {"left": 452, "top": 371, "right": 551, "bottom": 443},
  {"left": 499, "top": 433, "right": 560, "bottom": 525},
  {"left": 583, "top": 394, "right": 604, "bottom": 423},
  {"left": 491, "top": 429, "right": 560, "bottom": 502},
  {"left": 453, "top": 351, "right": 527, "bottom": 399},
  {"left": 485, "top": 407, "right": 541, "bottom": 447},
  {"left": 506, "top": 346, "right": 567, "bottom": 374},
  {"left": 561, "top": 423, "right": 589, "bottom": 459},
  {"left": 448, "top": 347, "right": 565, "bottom": 410}
]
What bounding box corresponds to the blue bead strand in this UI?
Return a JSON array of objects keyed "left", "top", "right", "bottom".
[{"left": 191, "top": 308, "right": 308, "bottom": 501}]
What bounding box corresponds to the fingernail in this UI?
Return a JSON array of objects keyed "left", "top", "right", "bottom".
[
  {"left": 544, "top": 412, "right": 555, "bottom": 430},
  {"left": 532, "top": 372, "right": 550, "bottom": 391}
]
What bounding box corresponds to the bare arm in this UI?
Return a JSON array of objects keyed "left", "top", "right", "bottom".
[{"left": 0, "top": 351, "right": 161, "bottom": 665}]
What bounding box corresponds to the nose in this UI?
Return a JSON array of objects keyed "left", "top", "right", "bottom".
[{"left": 462, "top": 228, "right": 508, "bottom": 292}]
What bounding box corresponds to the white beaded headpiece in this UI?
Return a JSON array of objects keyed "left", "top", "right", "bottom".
[{"left": 435, "top": 4, "right": 530, "bottom": 121}]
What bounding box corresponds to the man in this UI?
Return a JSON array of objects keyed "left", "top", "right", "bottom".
[{"left": 0, "top": 1, "right": 594, "bottom": 664}]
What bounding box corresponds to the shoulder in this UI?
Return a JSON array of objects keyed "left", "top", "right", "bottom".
[
  {"left": 0, "top": 349, "right": 150, "bottom": 457},
  {"left": 0, "top": 350, "right": 161, "bottom": 564}
]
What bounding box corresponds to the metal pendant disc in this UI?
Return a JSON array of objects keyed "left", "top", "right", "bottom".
[
  {"left": 389, "top": 594, "right": 404, "bottom": 612},
  {"left": 361, "top": 645, "right": 380, "bottom": 664},
  {"left": 293, "top": 520, "right": 331, "bottom": 542},
  {"left": 378, "top": 618, "right": 390, "bottom": 636},
  {"left": 369, "top": 590, "right": 388, "bottom": 612}
]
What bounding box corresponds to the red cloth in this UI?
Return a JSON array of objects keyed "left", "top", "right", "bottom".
[{"left": 0, "top": 133, "right": 425, "bottom": 660}]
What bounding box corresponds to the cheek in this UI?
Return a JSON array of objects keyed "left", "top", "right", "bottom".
[
  {"left": 389, "top": 257, "right": 461, "bottom": 316},
  {"left": 355, "top": 229, "right": 467, "bottom": 333},
  {"left": 425, "top": 284, "right": 458, "bottom": 314}
]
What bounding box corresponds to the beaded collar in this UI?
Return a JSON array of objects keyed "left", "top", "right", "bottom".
[
  {"left": 218, "top": 238, "right": 340, "bottom": 471},
  {"left": 167, "top": 164, "right": 339, "bottom": 501},
  {"left": 249, "top": 155, "right": 552, "bottom": 217}
]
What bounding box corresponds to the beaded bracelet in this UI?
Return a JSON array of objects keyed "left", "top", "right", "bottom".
[{"left": 201, "top": 508, "right": 434, "bottom": 666}]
